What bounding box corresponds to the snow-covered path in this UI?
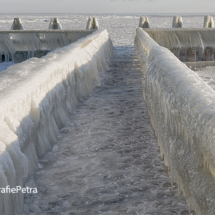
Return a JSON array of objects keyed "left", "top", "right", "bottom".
[{"left": 24, "top": 47, "right": 189, "bottom": 215}]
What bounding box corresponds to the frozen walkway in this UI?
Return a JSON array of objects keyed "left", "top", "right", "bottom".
[{"left": 24, "top": 47, "right": 189, "bottom": 215}]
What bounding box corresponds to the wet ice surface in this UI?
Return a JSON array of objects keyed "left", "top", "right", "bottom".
[
  {"left": 24, "top": 47, "right": 189, "bottom": 214},
  {"left": 0, "top": 62, "right": 14, "bottom": 72},
  {"left": 197, "top": 66, "right": 215, "bottom": 90}
]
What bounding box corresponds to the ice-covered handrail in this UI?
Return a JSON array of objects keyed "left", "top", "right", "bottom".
[
  {"left": 49, "top": 18, "right": 62, "bottom": 30},
  {"left": 0, "top": 29, "right": 113, "bottom": 214},
  {"left": 11, "top": 18, "right": 24, "bottom": 30},
  {"left": 139, "top": 16, "right": 150, "bottom": 28},
  {"left": 0, "top": 30, "right": 95, "bottom": 62},
  {"left": 86, "top": 17, "right": 99, "bottom": 30},
  {"left": 144, "top": 28, "right": 215, "bottom": 61},
  {"left": 172, "top": 16, "right": 183, "bottom": 28},
  {"left": 135, "top": 27, "right": 215, "bottom": 214},
  {"left": 204, "top": 15, "right": 214, "bottom": 28}
]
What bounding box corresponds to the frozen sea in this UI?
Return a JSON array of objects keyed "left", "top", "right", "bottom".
[{"left": 0, "top": 13, "right": 214, "bottom": 214}]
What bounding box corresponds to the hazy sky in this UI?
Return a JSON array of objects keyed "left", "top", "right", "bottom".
[{"left": 0, "top": 0, "right": 214, "bottom": 14}]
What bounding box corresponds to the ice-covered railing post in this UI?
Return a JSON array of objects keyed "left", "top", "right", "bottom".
[
  {"left": 86, "top": 17, "right": 99, "bottom": 30},
  {"left": 139, "top": 16, "right": 150, "bottom": 28},
  {"left": 11, "top": 18, "right": 24, "bottom": 30},
  {"left": 1, "top": 18, "right": 24, "bottom": 62},
  {"left": 203, "top": 15, "right": 214, "bottom": 28},
  {"left": 172, "top": 16, "right": 183, "bottom": 28},
  {"left": 49, "top": 18, "right": 62, "bottom": 30}
]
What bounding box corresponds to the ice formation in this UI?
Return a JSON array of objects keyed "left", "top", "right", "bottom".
[
  {"left": 144, "top": 28, "right": 215, "bottom": 61},
  {"left": 48, "top": 18, "right": 62, "bottom": 30},
  {"left": 0, "top": 30, "right": 95, "bottom": 62},
  {"left": 139, "top": 16, "right": 150, "bottom": 28},
  {"left": 135, "top": 27, "right": 215, "bottom": 214},
  {"left": 0, "top": 29, "right": 113, "bottom": 214},
  {"left": 172, "top": 16, "right": 183, "bottom": 28},
  {"left": 86, "top": 17, "right": 99, "bottom": 30},
  {"left": 203, "top": 15, "right": 214, "bottom": 28},
  {"left": 11, "top": 18, "right": 24, "bottom": 30}
]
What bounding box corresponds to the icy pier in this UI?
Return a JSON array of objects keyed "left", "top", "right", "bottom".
[{"left": 23, "top": 46, "right": 189, "bottom": 214}]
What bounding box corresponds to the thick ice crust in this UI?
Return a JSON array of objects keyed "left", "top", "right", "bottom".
[
  {"left": 204, "top": 15, "right": 214, "bottom": 28},
  {"left": 172, "top": 16, "right": 183, "bottom": 28},
  {"left": 135, "top": 27, "right": 215, "bottom": 214},
  {"left": 49, "top": 18, "right": 62, "bottom": 30},
  {"left": 86, "top": 17, "right": 99, "bottom": 30},
  {"left": 11, "top": 18, "right": 24, "bottom": 30},
  {"left": 144, "top": 28, "right": 215, "bottom": 61},
  {"left": 139, "top": 16, "right": 150, "bottom": 28},
  {"left": 0, "top": 30, "right": 95, "bottom": 62},
  {"left": 0, "top": 29, "right": 113, "bottom": 214}
]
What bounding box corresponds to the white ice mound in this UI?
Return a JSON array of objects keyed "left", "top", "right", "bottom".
[
  {"left": 203, "top": 15, "right": 214, "bottom": 28},
  {"left": 0, "top": 29, "right": 113, "bottom": 214},
  {"left": 11, "top": 18, "right": 24, "bottom": 30},
  {"left": 135, "top": 27, "right": 215, "bottom": 214},
  {"left": 86, "top": 17, "right": 99, "bottom": 30},
  {"left": 172, "top": 16, "right": 183, "bottom": 28},
  {"left": 49, "top": 18, "right": 62, "bottom": 30},
  {"left": 139, "top": 16, "right": 150, "bottom": 28}
]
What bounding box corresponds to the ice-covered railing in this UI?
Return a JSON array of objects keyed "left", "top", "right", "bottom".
[
  {"left": 135, "top": 27, "right": 215, "bottom": 214},
  {"left": 0, "top": 30, "right": 95, "bottom": 62},
  {"left": 144, "top": 28, "right": 215, "bottom": 62},
  {"left": 0, "top": 29, "right": 113, "bottom": 214}
]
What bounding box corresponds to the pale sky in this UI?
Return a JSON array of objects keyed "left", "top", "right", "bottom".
[{"left": 0, "top": 0, "right": 214, "bottom": 14}]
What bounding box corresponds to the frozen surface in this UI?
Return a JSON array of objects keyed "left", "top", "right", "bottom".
[
  {"left": 24, "top": 46, "right": 189, "bottom": 215},
  {"left": 197, "top": 66, "right": 215, "bottom": 89}
]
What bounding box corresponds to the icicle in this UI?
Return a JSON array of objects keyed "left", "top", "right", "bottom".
[
  {"left": 38, "top": 32, "right": 69, "bottom": 51},
  {"left": 9, "top": 33, "right": 42, "bottom": 62},
  {"left": 11, "top": 18, "right": 24, "bottom": 30},
  {"left": 139, "top": 16, "right": 150, "bottom": 28},
  {"left": 48, "top": 18, "right": 62, "bottom": 30},
  {"left": 172, "top": 16, "right": 183, "bottom": 28},
  {"left": 203, "top": 15, "right": 214, "bottom": 28},
  {"left": 0, "top": 33, "right": 15, "bottom": 62}
]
